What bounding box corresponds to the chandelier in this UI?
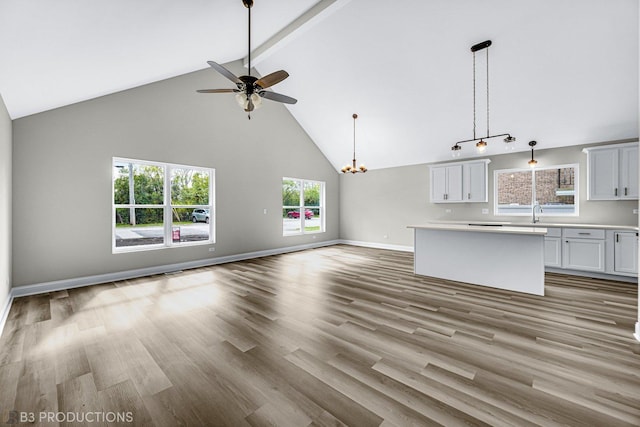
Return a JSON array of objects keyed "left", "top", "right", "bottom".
[
  {"left": 451, "top": 40, "right": 515, "bottom": 157},
  {"left": 341, "top": 113, "right": 367, "bottom": 174}
]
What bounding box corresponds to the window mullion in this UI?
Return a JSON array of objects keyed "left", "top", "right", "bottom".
[
  {"left": 531, "top": 169, "right": 537, "bottom": 206},
  {"left": 164, "top": 165, "right": 172, "bottom": 246},
  {"left": 300, "top": 180, "right": 305, "bottom": 234}
]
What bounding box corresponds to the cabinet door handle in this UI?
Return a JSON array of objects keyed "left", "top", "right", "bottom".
[
  {"left": 578, "top": 232, "right": 591, "bottom": 235},
  {"left": 616, "top": 234, "right": 619, "bottom": 243},
  {"left": 468, "top": 193, "right": 471, "bottom": 199},
  {"left": 625, "top": 187, "right": 628, "bottom": 196},
  {"left": 615, "top": 188, "right": 618, "bottom": 196}
]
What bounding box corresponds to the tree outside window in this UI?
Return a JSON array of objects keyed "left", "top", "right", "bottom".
[
  {"left": 113, "top": 158, "right": 214, "bottom": 251},
  {"left": 282, "top": 178, "right": 325, "bottom": 235}
]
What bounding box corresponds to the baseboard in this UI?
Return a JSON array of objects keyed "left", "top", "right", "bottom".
[
  {"left": 545, "top": 267, "right": 638, "bottom": 283},
  {"left": 10, "top": 240, "right": 341, "bottom": 300},
  {"left": 0, "top": 292, "right": 13, "bottom": 339},
  {"left": 339, "top": 239, "right": 414, "bottom": 253},
  {"left": 3, "top": 239, "right": 637, "bottom": 344}
]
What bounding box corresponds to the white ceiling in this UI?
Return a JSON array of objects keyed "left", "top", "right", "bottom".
[{"left": 1, "top": 0, "right": 638, "bottom": 170}]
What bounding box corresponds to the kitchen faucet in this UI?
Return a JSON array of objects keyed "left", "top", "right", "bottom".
[{"left": 532, "top": 203, "right": 543, "bottom": 223}]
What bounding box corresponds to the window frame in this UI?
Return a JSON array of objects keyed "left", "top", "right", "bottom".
[
  {"left": 494, "top": 163, "right": 579, "bottom": 217},
  {"left": 282, "top": 177, "right": 326, "bottom": 236},
  {"left": 112, "top": 157, "right": 215, "bottom": 253}
]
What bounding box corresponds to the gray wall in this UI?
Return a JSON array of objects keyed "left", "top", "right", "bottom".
[
  {"left": 12, "top": 61, "right": 339, "bottom": 287},
  {"left": 341, "top": 141, "right": 639, "bottom": 248},
  {"left": 0, "top": 94, "right": 11, "bottom": 309}
]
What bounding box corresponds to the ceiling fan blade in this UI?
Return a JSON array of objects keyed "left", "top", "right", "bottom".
[
  {"left": 206, "top": 61, "right": 240, "bottom": 84},
  {"left": 196, "top": 89, "right": 237, "bottom": 93},
  {"left": 260, "top": 91, "right": 297, "bottom": 104},
  {"left": 255, "top": 70, "right": 289, "bottom": 89}
]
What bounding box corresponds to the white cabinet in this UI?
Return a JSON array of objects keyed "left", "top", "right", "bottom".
[
  {"left": 430, "top": 160, "right": 489, "bottom": 203},
  {"left": 544, "top": 228, "right": 562, "bottom": 268},
  {"left": 562, "top": 228, "right": 605, "bottom": 272},
  {"left": 585, "top": 142, "right": 638, "bottom": 200},
  {"left": 464, "top": 162, "right": 488, "bottom": 202},
  {"left": 431, "top": 164, "right": 463, "bottom": 202},
  {"left": 613, "top": 231, "right": 638, "bottom": 275},
  {"left": 619, "top": 146, "right": 639, "bottom": 199}
]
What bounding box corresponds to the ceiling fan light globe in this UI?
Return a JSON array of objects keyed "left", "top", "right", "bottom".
[
  {"left": 250, "top": 93, "right": 262, "bottom": 109},
  {"left": 235, "top": 93, "right": 246, "bottom": 107}
]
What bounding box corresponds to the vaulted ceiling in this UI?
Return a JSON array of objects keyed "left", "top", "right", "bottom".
[{"left": 1, "top": 0, "right": 638, "bottom": 170}]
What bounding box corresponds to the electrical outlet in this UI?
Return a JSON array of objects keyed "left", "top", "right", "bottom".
[
  {"left": 482, "top": 208, "right": 489, "bottom": 214},
  {"left": 383, "top": 234, "right": 389, "bottom": 239},
  {"left": 634, "top": 209, "right": 638, "bottom": 214},
  {"left": 263, "top": 208, "right": 267, "bottom": 215},
  {"left": 208, "top": 247, "right": 215, "bottom": 252},
  {"left": 445, "top": 209, "right": 452, "bottom": 213}
]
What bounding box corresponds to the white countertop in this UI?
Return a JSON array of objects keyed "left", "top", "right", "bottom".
[
  {"left": 425, "top": 220, "right": 638, "bottom": 231},
  {"left": 408, "top": 223, "right": 548, "bottom": 236}
]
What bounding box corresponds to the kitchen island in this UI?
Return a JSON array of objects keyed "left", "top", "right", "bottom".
[{"left": 408, "top": 223, "right": 548, "bottom": 295}]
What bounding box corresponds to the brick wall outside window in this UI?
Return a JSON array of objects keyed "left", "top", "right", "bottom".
[{"left": 497, "top": 167, "right": 575, "bottom": 206}]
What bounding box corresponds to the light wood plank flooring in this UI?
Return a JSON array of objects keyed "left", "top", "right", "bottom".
[{"left": 1, "top": 244, "right": 639, "bottom": 426}]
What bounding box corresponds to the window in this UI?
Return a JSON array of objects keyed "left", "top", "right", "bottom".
[
  {"left": 495, "top": 164, "right": 578, "bottom": 216},
  {"left": 282, "top": 178, "right": 325, "bottom": 236},
  {"left": 113, "top": 158, "right": 214, "bottom": 252}
]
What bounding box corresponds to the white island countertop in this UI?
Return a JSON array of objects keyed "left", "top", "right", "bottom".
[
  {"left": 408, "top": 223, "right": 548, "bottom": 236},
  {"left": 424, "top": 220, "right": 638, "bottom": 231}
]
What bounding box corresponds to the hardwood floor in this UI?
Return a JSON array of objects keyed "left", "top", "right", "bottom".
[{"left": 1, "top": 244, "right": 639, "bottom": 426}]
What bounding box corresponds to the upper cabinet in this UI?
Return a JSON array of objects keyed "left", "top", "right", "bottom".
[
  {"left": 584, "top": 142, "right": 638, "bottom": 200},
  {"left": 430, "top": 159, "right": 490, "bottom": 203}
]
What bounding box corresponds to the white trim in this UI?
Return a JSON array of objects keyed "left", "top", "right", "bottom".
[
  {"left": 10, "top": 240, "right": 342, "bottom": 299},
  {"left": 545, "top": 267, "right": 638, "bottom": 283},
  {"left": 428, "top": 158, "right": 491, "bottom": 168},
  {"left": 582, "top": 141, "right": 639, "bottom": 153},
  {"left": 2, "top": 239, "right": 638, "bottom": 341},
  {"left": 339, "top": 239, "right": 414, "bottom": 253},
  {"left": 0, "top": 292, "right": 13, "bottom": 338}
]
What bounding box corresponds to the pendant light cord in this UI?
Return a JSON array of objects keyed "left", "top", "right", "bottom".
[
  {"left": 353, "top": 114, "right": 357, "bottom": 164},
  {"left": 486, "top": 47, "right": 490, "bottom": 137},
  {"left": 247, "top": 3, "right": 251, "bottom": 74},
  {"left": 472, "top": 51, "right": 476, "bottom": 140}
]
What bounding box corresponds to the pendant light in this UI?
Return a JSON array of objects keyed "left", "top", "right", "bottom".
[
  {"left": 451, "top": 40, "right": 515, "bottom": 155},
  {"left": 528, "top": 140, "right": 538, "bottom": 167},
  {"left": 341, "top": 114, "right": 367, "bottom": 174}
]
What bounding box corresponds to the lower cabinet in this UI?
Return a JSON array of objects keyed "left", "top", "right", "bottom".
[
  {"left": 561, "top": 228, "right": 605, "bottom": 272},
  {"left": 563, "top": 239, "right": 605, "bottom": 272},
  {"left": 544, "top": 228, "right": 562, "bottom": 268},
  {"left": 545, "top": 227, "right": 636, "bottom": 277},
  {"left": 613, "top": 231, "right": 638, "bottom": 275}
]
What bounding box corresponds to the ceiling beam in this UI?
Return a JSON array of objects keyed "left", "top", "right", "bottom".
[{"left": 243, "top": 0, "right": 352, "bottom": 69}]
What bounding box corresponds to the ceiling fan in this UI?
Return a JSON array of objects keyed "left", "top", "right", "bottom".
[{"left": 197, "top": 0, "right": 297, "bottom": 119}]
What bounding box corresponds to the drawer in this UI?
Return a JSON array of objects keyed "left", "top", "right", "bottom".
[
  {"left": 545, "top": 228, "right": 562, "bottom": 238},
  {"left": 562, "top": 228, "right": 605, "bottom": 239}
]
